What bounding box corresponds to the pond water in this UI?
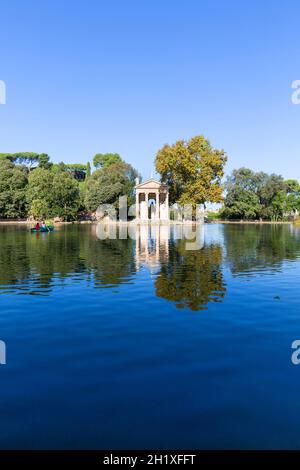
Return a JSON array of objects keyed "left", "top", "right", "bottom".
[{"left": 0, "top": 223, "right": 300, "bottom": 449}]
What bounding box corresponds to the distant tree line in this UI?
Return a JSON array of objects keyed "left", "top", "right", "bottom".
[
  {"left": 1, "top": 138, "right": 298, "bottom": 222},
  {"left": 0, "top": 152, "right": 139, "bottom": 221},
  {"left": 221, "top": 168, "right": 300, "bottom": 221}
]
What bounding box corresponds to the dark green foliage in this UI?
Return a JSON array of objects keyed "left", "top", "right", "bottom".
[
  {"left": 0, "top": 152, "right": 40, "bottom": 167},
  {"left": 93, "top": 153, "right": 122, "bottom": 169},
  {"left": 51, "top": 163, "right": 88, "bottom": 181},
  {"left": 85, "top": 161, "right": 139, "bottom": 211},
  {"left": 27, "top": 168, "right": 80, "bottom": 221},
  {"left": 51, "top": 172, "right": 80, "bottom": 220},
  {"left": 222, "top": 168, "right": 300, "bottom": 221},
  {"left": 66, "top": 164, "right": 87, "bottom": 181},
  {"left": 26, "top": 168, "right": 54, "bottom": 219},
  {"left": 0, "top": 153, "right": 98, "bottom": 219},
  {"left": 38, "top": 153, "right": 52, "bottom": 169},
  {"left": 0, "top": 159, "right": 28, "bottom": 218},
  {"left": 86, "top": 162, "right": 91, "bottom": 178}
]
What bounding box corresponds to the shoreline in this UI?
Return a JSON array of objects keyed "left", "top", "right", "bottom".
[
  {"left": 211, "top": 220, "right": 293, "bottom": 225},
  {"left": 0, "top": 219, "right": 295, "bottom": 226}
]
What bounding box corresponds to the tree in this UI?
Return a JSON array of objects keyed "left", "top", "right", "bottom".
[
  {"left": 93, "top": 153, "right": 122, "bottom": 170},
  {"left": 85, "top": 161, "right": 138, "bottom": 212},
  {"left": 0, "top": 152, "right": 52, "bottom": 169},
  {"left": 27, "top": 167, "right": 80, "bottom": 220},
  {"left": 222, "top": 187, "right": 261, "bottom": 220},
  {"left": 267, "top": 191, "right": 287, "bottom": 221},
  {"left": 38, "top": 153, "right": 52, "bottom": 170},
  {"left": 223, "top": 168, "right": 262, "bottom": 219},
  {"left": 155, "top": 135, "right": 227, "bottom": 206},
  {"left": 66, "top": 164, "right": 87, "bottom": 181},
  {"left": 14, "top": 152, "right": 40, "bottom": 167},
  {"left": 51, "top": 162, "right": 67, "bottom": 174},
  {"left": 86, "top": 162, "right": 91, "bottom": 178},
  {"left": 0, "top": 159, "right": 28, "bottom": 218},
  {"left": 223, "top": 168, "right": 297, "bottom": 220},
  {"left": 0, "top": 152, "right": 40, "bottom": 167},
  {"left": 285, "top": 179, "right": 300, "bottom": 194},
  {"left": 26, "top": 168, "right": 54, "bottom": 219},
  {"left": 29, "top": 199, "right": 52, "bottom": 220},
  {"left": 51, "top": 172, "right": 80, "bottom": 220},
  {"left": 52, "top": 163, "right": 88, "bottom": 181},
  {"left": 255, "top": 172, "right": 286, "bottom": 218},
  {"left": 0, "top": 153, "right": 14, "bottom": 162},
  {"left": 285, "top": 179, "right": 300, "bottom": 216}
]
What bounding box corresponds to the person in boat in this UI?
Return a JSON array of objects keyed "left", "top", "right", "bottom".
[
  {"left": 41, "top": 221, "right": 47, "bottom": 230},
  {"left": 35, "top": 222, "right": 40, "bottom": 231}
]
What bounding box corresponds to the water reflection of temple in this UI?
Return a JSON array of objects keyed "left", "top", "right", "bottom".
[
  {"left": 134, "top": 224, "right": 206, "bottom": 273},
  {"left": 135, "top": 224, "right": 170, "bottom": 272}
]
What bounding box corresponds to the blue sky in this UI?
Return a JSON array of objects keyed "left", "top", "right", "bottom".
[{"left": 0, "top": 0, "right": 300, "bottom": 180}]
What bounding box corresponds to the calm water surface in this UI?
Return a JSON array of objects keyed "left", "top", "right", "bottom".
[{"left": 0, "top": 223, "right": 300, "bottom": 449}]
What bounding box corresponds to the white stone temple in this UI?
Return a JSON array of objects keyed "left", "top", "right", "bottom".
[{"left": 135, "top": 178, "right": 169, "bottom": 222}]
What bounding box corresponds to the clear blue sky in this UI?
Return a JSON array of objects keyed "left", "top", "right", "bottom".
[{"left": 0, "top": 0, "right": 300, "bottom": 180}]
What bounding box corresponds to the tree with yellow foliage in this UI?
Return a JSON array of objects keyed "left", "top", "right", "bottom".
[{"left": 155, "top": 135, "right": 227, "bottom": 206}]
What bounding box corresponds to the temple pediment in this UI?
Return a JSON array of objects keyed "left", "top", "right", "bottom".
[{"left": 135, "top": 178, "right": 166, "bottom": 190}]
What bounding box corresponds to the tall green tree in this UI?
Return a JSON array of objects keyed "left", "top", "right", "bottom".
[
  {"left": 51, "top": 162, "right": 67, "bottom": 174},
  {"left": 51, "top": 172, "right": 80, "bottom": 220},
  {"left": 223, "top": 168, "right": 262, "bottom": 219},
  {"left": 0, "top": 152, "right": 53, "bottom": 169},
  {"left": 85, "top": 161, "right": 138, "bottom": 211},
  {"left": 27, "top": 168, "right": 54, "bottom": 219},
  {"left": 93, "top": 153, "right": 122, "bottom": 169},
  {"left": 223, "top": 168, "right": 298, "bottom": 220},
  {"left": 86, "top": 162, "right": 91, "bottom": 178},
  {"left": 38, "top": 153, "right": 52, "bottom": 169},
  {"left": 0, "top": 152, "right": 40, "bottom": 167},
  {"left": 0, "top": 159, "right": 28, "bottom": 218},
  {"left": 27, "top": 168, "right": 80, "bottom": 220},
  {"left": 65, "top": 164, "right": 87, "bottom": 181},
  {"left": 285, "top": 179, "right": 300, "bottom": 216},
  {"left": 50, "top": 162, "right": 87, "bottom": 181},
  {"left": 155, "top": 135, "right": 227, "bottom": 206}
]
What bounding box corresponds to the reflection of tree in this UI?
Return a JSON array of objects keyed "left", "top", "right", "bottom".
[
  {"left": 223, "top": 224, "right": 300, "bottom": 275},
  {"left": 2, "top": 223, "right": 299, "bottom": 300},
  {"left": 155, "top": 241, "right": 226, "bottom": 311},
  {"left": 79, "top": 230, "right": 136, "bottom": 287},
  {"left": 0, "top": 225, "right": 136, "bottom": 293},
  {"left": 27, "top": 227, "right": 84, "bottom": 289},
  {"left": 0, "top": 226, "right": 31, "bottom": 289}
]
